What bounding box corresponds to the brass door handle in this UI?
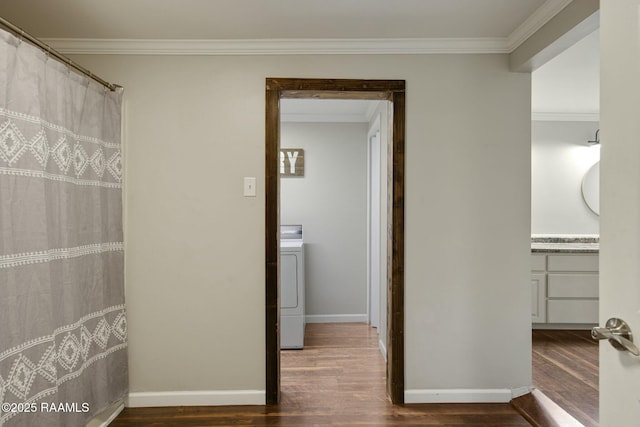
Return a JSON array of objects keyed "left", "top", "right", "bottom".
[{"left": 592, "top": 318, "right": 640, "bottom": 356}]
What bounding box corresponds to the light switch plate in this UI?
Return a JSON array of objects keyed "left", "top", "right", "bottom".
[{"left": 243, "top": 177, "right": 256, "bottom": 197}]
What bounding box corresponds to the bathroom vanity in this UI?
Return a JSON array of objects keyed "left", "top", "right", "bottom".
[{"left": 531, "top": 236, "right": 599, "bottom": 328}]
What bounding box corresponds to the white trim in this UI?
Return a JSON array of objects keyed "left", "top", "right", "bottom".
[
  {"left": 101, "top": 403, "right": 124, "bottom": 427},
  {"left": 511, "top": 386, "right": 533, "bottom": 399},
  {"left": 532, "top": 112, "right": 600, "bottom": 122},
  {"left": 404, "top": 389, "right": 514, "bottom": 404},
  {"left": 39, "top": 1, "right": 572, "bottom": 56},
  {"left": 305, "top": 314, "right": 368, "bottom": 323},
  {"left": 44, "top": 37, "right": 510, "bottom": 55},
  {"left": 507, "top": 0, "right": 574, "bottom": 51},
  {"left": 378, "top": 339, "right": 387, "bottom": 361},
  {"left": 86, "top": 401, "right": 125, "bottom": 427},
  {"left": 528, "top": 389, "right": 584, "bottom": 425},
  {"left": 281, "top": 113, "right": 370, "bottom": 123},
  {"left": 127, "top": 390, "right": 265, "bottom": 407}
]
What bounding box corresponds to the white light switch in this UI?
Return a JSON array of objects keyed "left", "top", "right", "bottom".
[{"left": 243, "top": 177, "right": 257, "bottom": 197}]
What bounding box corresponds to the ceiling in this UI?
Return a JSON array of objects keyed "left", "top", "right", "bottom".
[
  {"left": 0, "top": 0, "right": 548, "bottom": 40},
  {"left": 0, "top": 0, "right": 598, "bottom": 118},
  {"left": 281, "top": 99, "right": 381, "bottom": 123},
  {"left": 283, "top": 28, "right": 600, "bottom": 122}
]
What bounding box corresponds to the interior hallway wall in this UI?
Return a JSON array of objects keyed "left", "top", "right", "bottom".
[
  {"left": 71, "top": 52, "right": 532, "bottom": 403},
  {"left": 281, "top": 122, "right": 368, "bottom": 321}
]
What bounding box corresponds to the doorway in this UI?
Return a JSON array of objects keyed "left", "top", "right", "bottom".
[
  {"left": 529, "top": 28, "right": 600, "bottom": 425},
  {"left": 265, "top": 78, "right": 405, "bottom": 405}
]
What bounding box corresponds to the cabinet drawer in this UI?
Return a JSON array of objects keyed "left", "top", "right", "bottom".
[
  {"left": 547, "top": 300, "right": 598, "bottom": 323},
  {"left": 548, "top": 255, "right": 598, "bottom": 272},
  {"left": 548, "top": 274, "right": 598, "bottom": 298},
  {"left": 531, "top": 255, "right": 546, "bottom": 271}
]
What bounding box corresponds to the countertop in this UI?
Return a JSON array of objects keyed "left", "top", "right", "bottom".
[{"left": 531, "top": 235, "right": 599, "bottom": 254}]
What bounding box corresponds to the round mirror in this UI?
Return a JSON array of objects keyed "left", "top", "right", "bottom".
[{"left": 582, "top": 161, "right": 599, "bottom": 216}]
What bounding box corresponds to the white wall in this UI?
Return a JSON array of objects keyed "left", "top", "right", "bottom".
[
  {"left": 531, "top": 120, "right": 600, "bottom": 235},
  {"left": 72, "top": 52, "right": 532, "bottom": 404},
  {"left": 281, "top": 122, "right": 368, "bottom": 320}
]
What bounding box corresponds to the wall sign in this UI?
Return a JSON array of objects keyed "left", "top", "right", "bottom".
[{"left": 280, "top": 148, "right": 304, "bottom": 177}]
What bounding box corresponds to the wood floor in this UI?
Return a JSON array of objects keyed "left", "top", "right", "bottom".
[
  {"left": 531, "top": 330, "right": 599, "bottom": 427},
  {"left": 111, "top": 325, "right": 599, "bottom": 426},
  {"left": 111, "top": 323, "right": 529, "bottom": 426}
]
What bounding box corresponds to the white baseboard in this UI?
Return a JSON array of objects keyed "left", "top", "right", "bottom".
[
  {"left": 305, "top": 314, "right": 368, "bottom": 323},
  {"left": 86, "top": 401, "right": 124, "bottom": 427},
  {"left": 511, "top": 386, "right": 533, "bottom": 399},
  {"left": 378, "top": 339, "right": 387, "bottom": 361},
  {"left": 127, "top": 390, "right": 265, "bottom": 407},
  {"left": 405, "top": 389, "right": 514, "bottom": 404}
]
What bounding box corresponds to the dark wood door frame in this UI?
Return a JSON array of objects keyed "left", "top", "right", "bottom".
[{"left": 265, "top": 78, "right": 405, "bottom": 405}]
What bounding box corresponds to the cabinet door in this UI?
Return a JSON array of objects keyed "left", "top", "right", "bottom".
[{"left": 531, "top": 273, "right": 546, "bottom": 323}]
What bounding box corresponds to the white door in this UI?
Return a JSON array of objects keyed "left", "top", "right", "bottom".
[
  {"left": 369, "top": 131, "right": 381, "bottom": 328},
  {"left": 599, "top": 1, "right": 640, "bottom": 425}
]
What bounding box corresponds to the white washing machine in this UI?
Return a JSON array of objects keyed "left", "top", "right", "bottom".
[{"left": 280, "top": 225, "right": 305, "bottom": 349}]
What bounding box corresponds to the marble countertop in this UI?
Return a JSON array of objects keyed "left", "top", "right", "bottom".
[{"left": 531, "top": 235, "right": 599, "bottom": 253}]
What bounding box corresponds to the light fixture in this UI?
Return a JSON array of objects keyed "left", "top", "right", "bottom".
[{"left": 587, "top": 129, "right": 600, "bottom": 145}]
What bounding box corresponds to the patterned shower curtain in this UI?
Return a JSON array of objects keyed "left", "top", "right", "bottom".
[{"left": 0, "top": 29, "right": 127, "bottom": 426}]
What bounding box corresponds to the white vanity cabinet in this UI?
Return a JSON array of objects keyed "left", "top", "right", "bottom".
[{"left": 531, "top": 252, "right": 599, "bottom": 327}]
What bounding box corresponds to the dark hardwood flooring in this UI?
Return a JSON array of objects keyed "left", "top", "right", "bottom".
[
  {"left": 111, "top": 325, "right": 599, "bottom": 426},
  {"left": 531, "top": 329, "right": 599, "bottom": 427},
  {"left": 112, "top": 323, "right": 529, "bottom": 426}
]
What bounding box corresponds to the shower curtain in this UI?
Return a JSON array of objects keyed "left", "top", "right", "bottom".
[{"left": 0, "top": 29, "right": 127, "bottom": 426}]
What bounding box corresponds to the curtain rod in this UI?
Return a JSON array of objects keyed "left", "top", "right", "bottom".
[{"left": 0, "top": 16, "right": 118, "bottom": 92}]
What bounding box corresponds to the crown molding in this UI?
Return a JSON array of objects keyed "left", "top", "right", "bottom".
[
  {"left": 41, "top": 1, "right": 573, "bottom": 56},
  {"left": 532, "top": 111, "right": 600, "bottom": 122},
  {"left": 43, "top": 37, "right": 510, "bottom": 55},
  {"left": 506, "top": 0, "right": 574, "bottom": 51}
]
